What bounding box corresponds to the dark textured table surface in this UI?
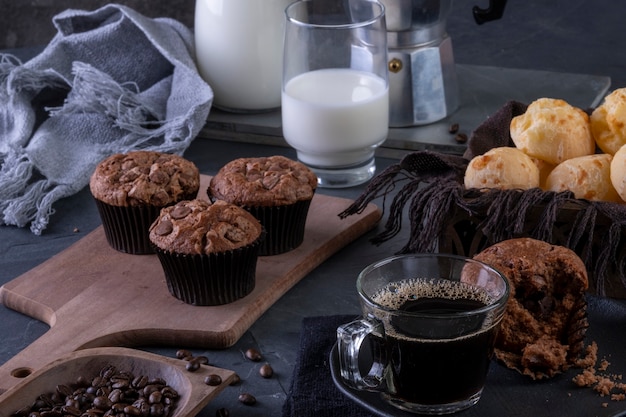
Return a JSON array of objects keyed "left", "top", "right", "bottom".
[
  {"left": 0, "top": 137, "right": 406, "bottom": 416},
  {"left": 3, "top": 0, "right": 626, "bottom": 415}
]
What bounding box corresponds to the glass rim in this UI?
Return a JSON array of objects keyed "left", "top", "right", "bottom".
[
  {"left": 285, "top": 0, "right": 386, "bottom": 30},
  {"left": 356, "top": 253, "right": 510, "bottom": 319}
]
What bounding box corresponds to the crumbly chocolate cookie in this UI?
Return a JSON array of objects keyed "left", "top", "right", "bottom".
[
  {"left": 90, "top": 151, "right": 200, "bottom": 207},
  {"left": 208, "top": 155, "right": 317, "bottom": 207},
  {"left": 473, "top": 237, "right": 589, "bottom": 379}
]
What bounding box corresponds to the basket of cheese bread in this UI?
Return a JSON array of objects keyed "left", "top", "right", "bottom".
[{"left": 341, "top": 91, "right": 626, "bottom": 298}]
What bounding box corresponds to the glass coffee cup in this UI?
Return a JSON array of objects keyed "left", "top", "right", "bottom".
[{"left": 337, "top": 253, "right": 510, "bottom": 414}]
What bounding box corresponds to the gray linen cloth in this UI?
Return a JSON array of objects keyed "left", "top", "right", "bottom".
[{"left": 0, "top": 4, "right": 213, "bottom": 234}]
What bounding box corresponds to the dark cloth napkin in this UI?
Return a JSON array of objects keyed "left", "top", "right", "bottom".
[
  {"left": 283, "top": 315, "right": 378, "bottom": 417},
  {"left": 339, "top": 101, "right": 626, "bottom": 296}
]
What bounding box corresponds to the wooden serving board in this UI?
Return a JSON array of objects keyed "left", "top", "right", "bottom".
[{"left": 0, "top": 175, "right": 381, "bottom": 394}]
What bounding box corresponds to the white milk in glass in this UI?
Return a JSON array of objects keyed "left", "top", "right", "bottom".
[
  {"left": 282, "top": 69, "right": 389, "bottom": 167},
  {"left": 194, "top": 0, "right": 290, "bottom": 111}
]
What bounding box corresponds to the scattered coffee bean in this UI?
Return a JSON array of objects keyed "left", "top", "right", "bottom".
[
  {"left": 216, "top": 407, "right": 230, "bottom": 417},
  {"left": 448, "top": 122, "right": 459, "bottom": 134},
  {"left": 185, "top": 360, "right": 201, "bottom": 372},
  {"left": 454, "top": 132, "right": 468, "bottom": 143},
  {"left": 204, "top": 374, "right": 223, "bottom": 386},
  {"left": 176, "top": 349, "right": 193, "bottom": 360},
  {"left": 194, "top": 355, "right": 209, "bottom": 365},
  {"left": 229, "top": 373, "right": 241, "bottom": 386},
  {"left": 259, "top": 363, "right": 273, "bottom": 378},
  {"left": 238, "top": 392, "right": 257, "bottom": 406},
  {"left": 245, "top": 348, "right": 262, "bottom": 362}
]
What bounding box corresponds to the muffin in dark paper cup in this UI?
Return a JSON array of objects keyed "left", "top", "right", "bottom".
[
  {"left": 149, "top": 199, "right": 263, "bottom": 306},
  {"left": 90, "top": 151, "right": 200, "bottom": 254},
  {"left": 208, "top": 155, "right": 317, "bottom": 256},
  {"left": 244, "top": 199, "right": 313, "bottom": 255}
]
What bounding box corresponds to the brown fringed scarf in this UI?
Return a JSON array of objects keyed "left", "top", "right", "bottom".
[{"left": 340, "top": 101, "right": 626, "bottom": 296}]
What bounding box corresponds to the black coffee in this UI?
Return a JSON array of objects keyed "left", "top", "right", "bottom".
[{"left": 371, "top": 278, "right": 498, "bottom": 406}]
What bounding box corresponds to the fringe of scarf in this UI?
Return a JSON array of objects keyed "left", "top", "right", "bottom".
[
  {"left": 0, "top": 61, "right": 192, "bottom": 234},
  {"left": 340, "top": 151, "right": 626, "bottom": 297}
]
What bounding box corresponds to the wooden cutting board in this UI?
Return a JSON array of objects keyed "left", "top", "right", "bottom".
[{"left": 0, "top": 175, "right": 381, "bottom": 394}]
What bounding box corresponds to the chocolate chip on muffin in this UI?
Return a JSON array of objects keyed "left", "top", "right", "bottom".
[
  {"left": 149, "top": 199, "right": 263, "bottom": 306},
  {"left": 90, "top": 151, "right": 200, "bottom": 254},
  {"left": 208, "top": 156, "right": 317, "bottom": 255},
  {"left": 90, "top": 151, "right": 200, "bottom": 207}
]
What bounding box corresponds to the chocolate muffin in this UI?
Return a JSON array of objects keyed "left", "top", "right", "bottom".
[
  {"left": 473, "top": 238, "right": 589, "bottom": 379},
  {"left": 208, "top": 155, "right": 317, "bottom": 255},
  {"left": 149, "top": 199, "right": 263, "bottom": 306},
  {"left": 90, "top": 151, "right": 200, "bottom": 254}
]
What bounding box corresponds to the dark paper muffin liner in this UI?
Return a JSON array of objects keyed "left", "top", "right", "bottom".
[
  {"left": 152, "top": 237, "right": 261, "bottom": 306},
  {"left": 93, "top": 199, "right": 161, "bottom": 255},
  {"left": 246, "top": 198, "right": 312, "bottom": 256}
]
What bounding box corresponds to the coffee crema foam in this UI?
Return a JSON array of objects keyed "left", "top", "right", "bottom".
[
  {"left": 370, "top": 278, "right": 499, "bottom": 341},
  {"left": 371, "top": 278, "right": 495, "bottom": 309}
]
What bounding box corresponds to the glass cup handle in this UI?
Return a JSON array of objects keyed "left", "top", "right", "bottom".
[{"left": 336, "top": 318, "right": 387, "bottom": 391}]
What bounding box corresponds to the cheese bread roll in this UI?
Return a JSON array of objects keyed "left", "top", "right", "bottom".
[
  {"left": 545, "top": 153, "right": 621, "bottom": 202},
  {"left": 610, "top": 144, "right": 626, "bottom": 202},
  {"left": 590, "top": 88, "right": 626, "bottom": 155},
  {"left": 510, "top": 98, "right": 595, "bottom": 165},
  {"left": 464, "top": 147, "right": 540, "bottom": 190}
]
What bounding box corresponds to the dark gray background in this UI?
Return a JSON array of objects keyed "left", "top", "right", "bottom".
[{"left": 1, "top": 0, "right": 624, "bottom": 87}]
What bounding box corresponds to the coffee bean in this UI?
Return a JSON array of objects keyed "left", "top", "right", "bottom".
[
  {"left": 245, "top": 348, "right": 262, "bottom": 362},
  {"left": 124, "top": 405, "right": 142, "bottom": 416},
  {"left": 150, "top": 403, "right": 165, "bottom": 416},
  {"left": 162, "top": 386, "right": 179, "bottom": 399},
  {"left": 454, "top": 132, "right": 468, "bottom": 143},
  {"left": 131, "top": 375, "right": 149, "bottom": 389},
  {"left": 185, "top": 359, "right": 201, "bottom": 372},
  {"left": 143, "top": 384, "right": 160, "bottom": 397},
  {"left": 10, "top": 365, "right": 180, "bottom": 416},
  {"left": 238, "top": 393, "right": 257, "bottom": 405},
  {"left": 112, "top": 403, "right": 126, "bottom": 412},
  {"left": 100, "top": 365, "right": 116, "bottom": 379},
  {"left": 176, "top": 349, "right": 193, "bottom": 360},
  {"left": 259, "top": 363, "right": 273, "bottom": 378},
  {"left": 194, "top": 355, "right": 209, "bottom": 365},
  {"left": 108, "top": 388, "right": 123, "bottom": 403},
  {"left": 229, "top": 373, "right": 241, "bottom": 386},
  {"left": 56, "top": 384, "right": 73, "bottom": 399},
  {"left": 449, "top": 123, "right": 460, "bottom": 134},
  {"left": 204, "top": 374, "right": 223, "bottom": 386},
  {"left": 149, "top": 390, "right": 162, "bottom": 404},
  {"left": 216, "top": 407, "right": 230, "bottom": 417},
  {"left": 75, "top": 376, "right": 90, "bottom": 387},
  {"left": 61, "top": 405, "right": 81, "bottom": 416},
  {"left": 93, "top": 395, "right": 112, "bottom": 410}
]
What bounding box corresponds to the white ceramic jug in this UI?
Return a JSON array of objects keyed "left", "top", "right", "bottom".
[{"left": 194, "top": 0, "right": 292, "bottom": 112}]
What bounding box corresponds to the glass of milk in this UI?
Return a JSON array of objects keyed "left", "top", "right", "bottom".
[
  {"left": 195, "top": 0, "right": 292, "bottom": 112},
  {"left": 282, "top": 0, "right": 389, "bottom": 188}
]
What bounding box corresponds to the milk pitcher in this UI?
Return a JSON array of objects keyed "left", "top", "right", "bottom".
[{"left": 194, "top": 0, "right": 292, "bottom": 112}]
